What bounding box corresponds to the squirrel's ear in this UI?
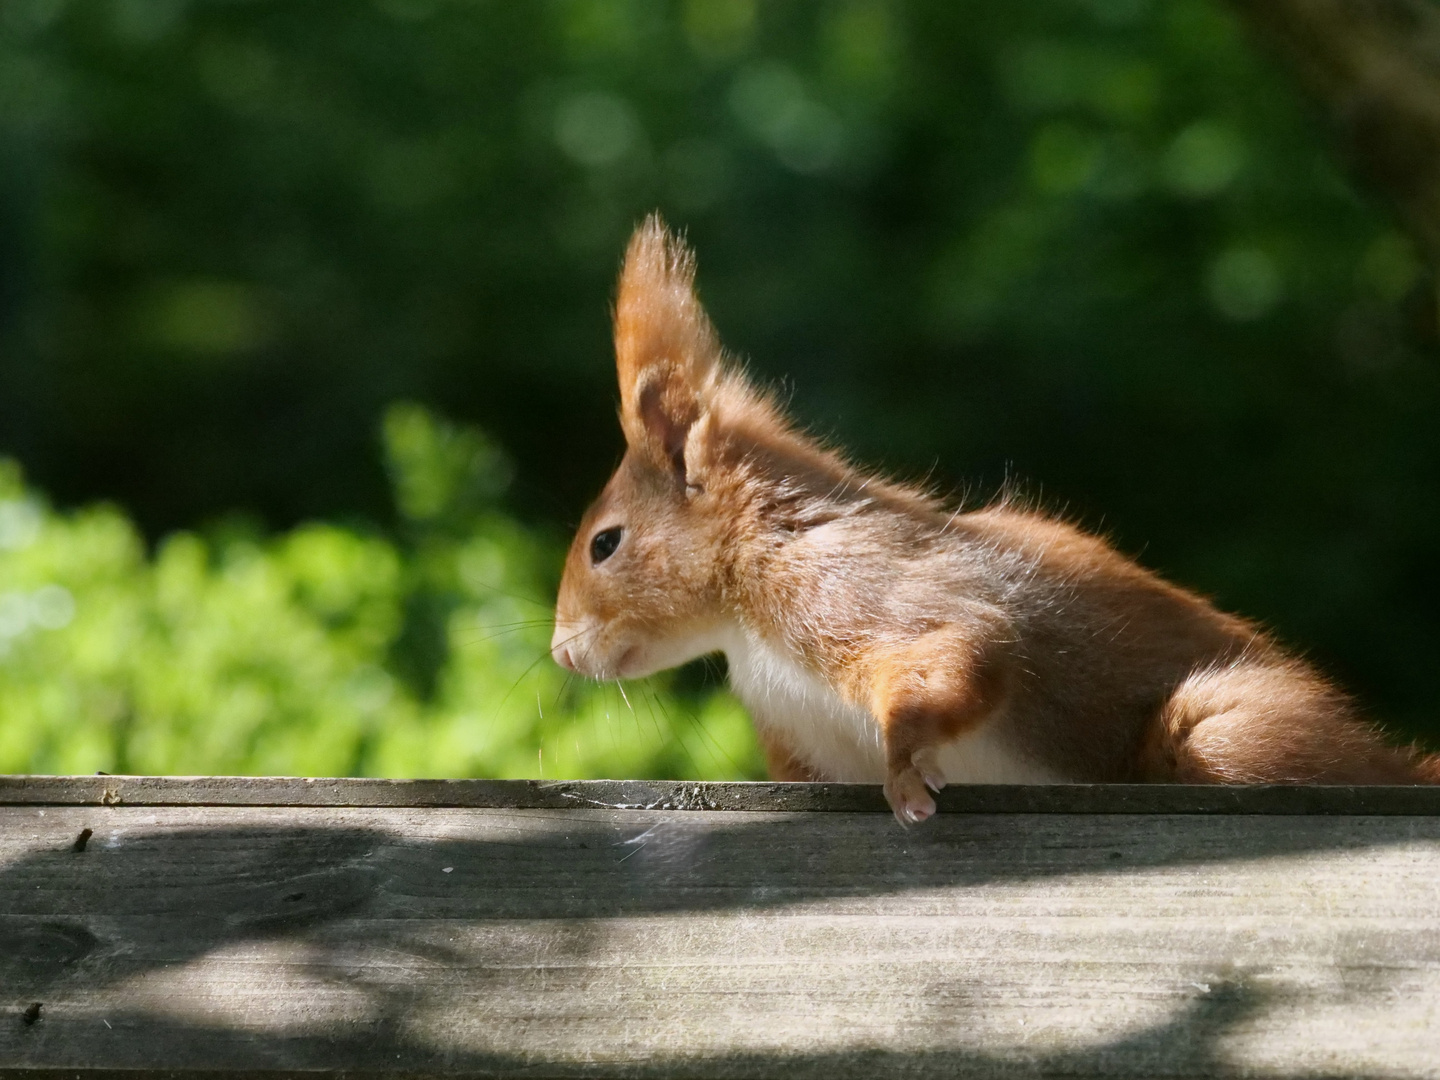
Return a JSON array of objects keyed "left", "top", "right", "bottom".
[{"left": 614, "top": 214, "right": 719, "bottom": 480}]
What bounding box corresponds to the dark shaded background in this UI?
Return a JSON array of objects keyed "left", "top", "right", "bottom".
[{"left": 2, "top": 0, "right": 1438, "bottom": 743}]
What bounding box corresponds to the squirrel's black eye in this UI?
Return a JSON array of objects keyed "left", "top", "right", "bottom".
[{"left": 589, "top": 526, "right": 623, "bottom": 565}]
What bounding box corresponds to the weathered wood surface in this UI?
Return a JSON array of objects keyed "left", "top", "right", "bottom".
[
  {"left": 0, "top": 779, "right": 1438, "bottom": 1078},
  {"left": 6, "top": 773, "right": 1440, "bottom": 813}
]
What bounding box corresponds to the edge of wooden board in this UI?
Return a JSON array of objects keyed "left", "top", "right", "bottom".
[{"left": 1, "top": 775, "right": 1440, "bottom": 813}]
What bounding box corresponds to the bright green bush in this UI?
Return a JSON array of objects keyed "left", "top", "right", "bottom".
[{"left": 0, "top": 405, "right": 764, "bottom": 779}]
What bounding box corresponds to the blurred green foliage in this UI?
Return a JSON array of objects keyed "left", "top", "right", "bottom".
[
  {"left": 1, "top": 0, "right": 1439, "bottom": 760},
  {"left": 0, "top": 405, "right": 763, "bottom": 777}
]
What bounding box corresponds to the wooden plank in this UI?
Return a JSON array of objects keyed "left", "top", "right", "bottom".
[
  {"left": 4, "top": 774, "right": 1440, "bottom": 814},
  {"left": 0, "top": 801, "right": 1437, "bottom": 1077}
]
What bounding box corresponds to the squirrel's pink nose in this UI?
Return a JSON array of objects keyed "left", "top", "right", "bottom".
[{"left": 550, "top": 625, "right": 578, "bottom": 671}]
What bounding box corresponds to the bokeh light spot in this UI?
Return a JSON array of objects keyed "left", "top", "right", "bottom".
[
  {"left": 1207, "top": 247, "right": 1282, "bottom": 321},
  {"left": 683, "top": 0, "right": 755, "bottom": 62},
  {"left": 1030, "top": 124, "right": 1103, "bottom": 195},
  {"left": 29, "top": 585, "right": 75, "bottom": 631},
  {"left": 554, "top": 91, "right": 642, "bottom": 168},
  {"left": 133, "top": 281, "right": 273, "bottom": 356},
  {"left": 1164, "top": 120, "right": 1246, "bottom": 197}
]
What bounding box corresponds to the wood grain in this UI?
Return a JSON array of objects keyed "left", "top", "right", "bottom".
[
  {"left": 0, "top": 786, "right": 1437, "bottom": 1077},
  {"left": 4, "top": 774, "right": 1440, "bottom": 814}
]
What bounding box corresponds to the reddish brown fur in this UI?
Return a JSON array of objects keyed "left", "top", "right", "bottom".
[
  {"left": 758, "top": 730, "right": 821, "bottom": 783},
  {"left": 552, "top": 216, "right": 1438, "bottom": 823}
]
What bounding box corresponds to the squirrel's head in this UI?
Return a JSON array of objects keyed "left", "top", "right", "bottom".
[{"left": 551, "top": 216, "right": 739, "bottom": 679}]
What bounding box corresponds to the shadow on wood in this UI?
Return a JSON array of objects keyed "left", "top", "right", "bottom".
[{"left": 0, "top": 780, "right": 1436, "bottom": 1077}]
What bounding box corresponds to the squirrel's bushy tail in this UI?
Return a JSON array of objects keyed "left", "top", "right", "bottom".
[
  {"left": 1140, "top": 659, "right": 1434, "bottom": 784},
  {"left": 1413, "top": 751, "right": 1440, "bottom": 784}
]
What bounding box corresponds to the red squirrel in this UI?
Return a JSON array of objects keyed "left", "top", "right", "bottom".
[{"left": 551, "top": 215, "right": 1440, "bottom": 823}]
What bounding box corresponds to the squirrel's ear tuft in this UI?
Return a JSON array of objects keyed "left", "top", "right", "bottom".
[{"left": 614, "top": 214, "right": 719, "bottom": 479}]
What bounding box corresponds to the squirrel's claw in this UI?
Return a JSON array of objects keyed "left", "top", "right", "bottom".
[
  {"left": 912, "top": 747, "right": 947, "bottom": 793},
  {"left": 884, "top": 767, "right": 937, "bottom": 826}
]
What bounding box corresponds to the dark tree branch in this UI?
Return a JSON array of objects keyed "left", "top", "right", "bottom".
[{"left": 1228, "top": 0, "right": 1440, "bottom": 263}]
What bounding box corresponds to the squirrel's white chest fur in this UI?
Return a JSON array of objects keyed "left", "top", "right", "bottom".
[{"left": 720, "top": 626, "right": 1062, "bottom": 785}]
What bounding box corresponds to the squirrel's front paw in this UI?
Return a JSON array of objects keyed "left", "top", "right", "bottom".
[{"left": 884, "top": 767, "right": 937, "bottom": 826}]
